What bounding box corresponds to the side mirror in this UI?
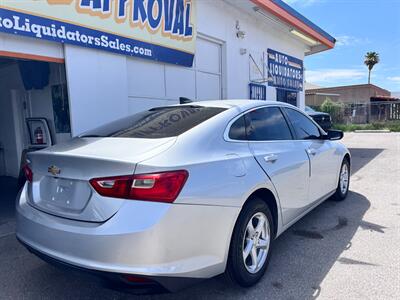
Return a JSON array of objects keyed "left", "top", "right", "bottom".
[{"left": 323, "top": 129, "right": 344, "bottom": 141}]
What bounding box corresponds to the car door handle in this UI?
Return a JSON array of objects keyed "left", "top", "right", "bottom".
[
  {"left": 264, "top": 154, "right": 278, "bottom": 163},
  {"left": 307, "top": 148, "right": 317, "bottom": 156}
]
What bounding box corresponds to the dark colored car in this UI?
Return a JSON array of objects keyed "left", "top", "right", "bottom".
[{"left": 305, "top": 106, "right": 332, "bottom": 131}]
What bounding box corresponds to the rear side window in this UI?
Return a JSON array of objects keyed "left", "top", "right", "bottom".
[
  {"left": 229, "top": 116, "right": 247, "bottom": 140},
  {"left": 284, "top": 108, "right": 321, "bottom": 140},
  {"left": 245, "top": 107, "right": 292, "bottom": 141},
  {"left": 81, "top": 106, "right": 226, "bottom": 139},
  {"left": 228, "top": 107, "right": 293, "bottom": 141}
]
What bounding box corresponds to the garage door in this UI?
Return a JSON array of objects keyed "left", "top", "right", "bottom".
[
  {"left": 164, "top": 36, "right": 222, "bottom": 101},
  {"left": 126, "top": 36, "right": 223, "bottom": 113},
  {"left": 194, "top": 37, "right": 222, "bottom": 100}
]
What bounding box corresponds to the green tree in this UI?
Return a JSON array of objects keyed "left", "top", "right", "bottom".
[
  {"left": 364, "top": 52, "right": 380, "bottom": 84},
  {"left": 320, "top": 98, "right": 344, "bottom": 123}
]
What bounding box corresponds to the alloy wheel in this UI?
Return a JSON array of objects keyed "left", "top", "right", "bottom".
[
  {"left": 242, "top": 212, "right": 270, "bottom": 274},
  {"left": 340, "top": 163, "right": 349, "bottom": 194}
]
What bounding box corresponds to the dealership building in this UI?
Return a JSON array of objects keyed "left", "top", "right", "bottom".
[{"left": 0, "top": 0, "right": 335, "bottom": 178}]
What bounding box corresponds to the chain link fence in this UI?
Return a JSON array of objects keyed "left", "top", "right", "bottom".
[{"left": 310, "top": 101, "right": 400, "bottom": 125}]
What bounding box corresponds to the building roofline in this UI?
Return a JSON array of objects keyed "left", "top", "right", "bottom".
[
  {"left": 250, "top": 0, "right": 335, "bottom": 49},
  {"left": 307, "top": 83, "right": 390, "bottom": 94},
  {"left": 305, "top": 92, "right": 341, "bottom": 96},
  {"left": 371, "top": 96, "right": 400, "bottom": 101},
  {"left": 272, "top": 0, "right": 336, "bottom": 43}
]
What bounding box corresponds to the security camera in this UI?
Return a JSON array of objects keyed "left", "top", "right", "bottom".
[{"left": 236, "top": 30, "right": 246, "bottom": 39}]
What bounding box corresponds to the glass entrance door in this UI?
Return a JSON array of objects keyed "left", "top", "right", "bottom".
[{"left": 277, "top": 89, "right": 298, "bottom": 106}]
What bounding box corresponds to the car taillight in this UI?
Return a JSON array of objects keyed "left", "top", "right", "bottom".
[
  {"left": 89, "top": 170, "right": 188, "bottom": 203},
  {"left": 23, "top": 165, "right": 33, "bottom": 182}
]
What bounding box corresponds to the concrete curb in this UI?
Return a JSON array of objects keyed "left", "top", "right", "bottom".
[{"left": 354, "top": 130, "right": 391, "bottom": 133}]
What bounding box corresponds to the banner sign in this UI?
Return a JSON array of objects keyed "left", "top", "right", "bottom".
[
  {"left": 267, "top": 49, "right": 303, "bottom": 91},
  {"left": 0, "top": 0, "right": 196, "bottom": 67}
]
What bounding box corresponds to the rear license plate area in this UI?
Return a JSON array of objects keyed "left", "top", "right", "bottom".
[{"left": 37, "top": 177, "right": 92, "bottom": 213}]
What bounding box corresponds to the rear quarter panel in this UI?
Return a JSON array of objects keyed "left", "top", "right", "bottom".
[{"left": 333, "top": 141, "right": 351, "bottom": 182}]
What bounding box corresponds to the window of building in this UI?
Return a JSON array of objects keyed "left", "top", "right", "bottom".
[
  {"left": 249, "top": 83, "right": 267, "bottom": 100},
  {"left": 277, "top": 89, "right": 298, "bottom": 106}
]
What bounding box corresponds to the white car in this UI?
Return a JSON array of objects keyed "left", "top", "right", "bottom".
[{"left": 16, "top": 100, "right": 350, "bottom": 291}]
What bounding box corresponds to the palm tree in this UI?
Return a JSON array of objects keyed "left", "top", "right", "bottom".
[{"left": 364, "top": 52, "right": 380, "bottom": 84}]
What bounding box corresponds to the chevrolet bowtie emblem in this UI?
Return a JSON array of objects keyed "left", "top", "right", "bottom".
[{"left": 48, "top": 165, "right": 61, "bottom": 176}]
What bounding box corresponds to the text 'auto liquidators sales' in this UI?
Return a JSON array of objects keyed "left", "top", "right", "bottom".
[{"left": 0, "top": 0, "right": 196, "bottom": 66}]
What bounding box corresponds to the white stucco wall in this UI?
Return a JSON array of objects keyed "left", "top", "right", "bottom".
[{"left": 197, "top": 0, "right": 306, "bottom": 100}]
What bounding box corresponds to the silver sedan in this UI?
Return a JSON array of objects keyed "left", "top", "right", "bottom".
[{"left": 16, "top": 100, "right": 350, "bottom": 291}]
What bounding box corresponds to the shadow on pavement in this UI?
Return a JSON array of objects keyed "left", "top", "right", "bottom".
[
  {"left": 158, "top": 191, "right": 372, "bottom": 300},
  {"left": 348, "top": 148, "right": 384, "bottom": 175}
]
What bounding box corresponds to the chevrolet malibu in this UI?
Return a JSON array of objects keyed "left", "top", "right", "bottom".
[{"left": 16, "top": 100, "right": 350, "bottom": 291}]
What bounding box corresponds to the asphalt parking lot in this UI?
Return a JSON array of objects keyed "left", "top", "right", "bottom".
[{"left": 0, "top": 133, "right": 399, "bottom": 299}]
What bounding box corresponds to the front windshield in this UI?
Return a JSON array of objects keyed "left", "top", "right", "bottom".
[{"left": 305, "top": 106, "right": 316, "bottom": 113}]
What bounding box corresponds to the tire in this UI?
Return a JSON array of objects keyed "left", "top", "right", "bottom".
[
  {"left": 332, "top": 158, "right": 350, "bottom": 201},
  {"left": 225, "top": 198, "right": 274, "bottom": 287}
]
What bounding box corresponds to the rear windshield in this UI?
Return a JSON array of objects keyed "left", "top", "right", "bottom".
[{"left": 80, "top": 105, "right": 226, "bottom": 139}]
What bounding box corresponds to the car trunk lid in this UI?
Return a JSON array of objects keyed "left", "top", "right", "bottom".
[{"left": 26, "top": 137, "right": 176, "bottom": 222}]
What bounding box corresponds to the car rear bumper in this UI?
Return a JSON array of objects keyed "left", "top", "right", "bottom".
[
  {"left": 16, "top": 185, "right": 240, "bottom": 282},
  {"left": 18, "top": 239, "right": 201, "bottom": 293}
]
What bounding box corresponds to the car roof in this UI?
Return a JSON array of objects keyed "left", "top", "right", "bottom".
[{"left": 179, "top": 99, "right": 297, "bottom": 111}]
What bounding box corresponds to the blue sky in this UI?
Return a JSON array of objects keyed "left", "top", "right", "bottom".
[{"left": 283, "top": 0, "right": 400, "bottom": 92}]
